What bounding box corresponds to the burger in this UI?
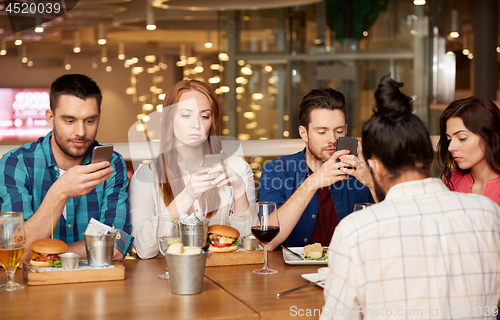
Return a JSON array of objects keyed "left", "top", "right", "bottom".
[
  {"left": 30, "top": 239, "right": 69, "bottom": 267},
  {"left": 208, "top": 225, "right": 240, "bottom": 253}
]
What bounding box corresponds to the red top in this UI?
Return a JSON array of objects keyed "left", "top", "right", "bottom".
[
  {"left": 448, "top": 170, "right": 500, "bottom": 206},
  {"left": 308, "top": 169, "right": 340, "bottom": 246}
]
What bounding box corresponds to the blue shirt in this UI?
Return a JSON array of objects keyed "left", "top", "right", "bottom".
[
  {"left": 257, "top": 148, "right": 373, "bottom": 247},
  {"left": 0, "top": 131, "right": 133, "bottom": 255}
]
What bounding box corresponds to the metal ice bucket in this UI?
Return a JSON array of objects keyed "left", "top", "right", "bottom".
[
  {"left": 180, "top": 220, "right": 209, "bottom": 248},
  {"left": 84, "top": 233, "right": 116, "bottom": 267},
  {"left": 166, "top": 252, "right": 209, "bottom": 295}
]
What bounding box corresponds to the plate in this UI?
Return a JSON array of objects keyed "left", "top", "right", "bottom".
[
  {"left": 282, "top": 247, "right": 328, "bottom": 265},
  {"left": 301, "top": 273, "right": 325, "bottom": 289}
]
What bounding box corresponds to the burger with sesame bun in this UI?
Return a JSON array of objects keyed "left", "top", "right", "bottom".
[
  {"left": 30, "top": 239, "right": 69, "bottom": 267},
  {"left": 208, "top": 225, "right": 240, "bottom": 253}
]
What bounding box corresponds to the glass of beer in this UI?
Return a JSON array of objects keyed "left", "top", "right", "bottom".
[{"left": 0, "top": 212, "right": 25, "bottom": 291}]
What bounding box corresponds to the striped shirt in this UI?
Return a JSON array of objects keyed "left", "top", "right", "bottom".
[
  {"left": 0, "top": 132, "right": 133, "bottom": 255},
  {"left": 321, "top": 178, "right": 500, "bottom": 320}
]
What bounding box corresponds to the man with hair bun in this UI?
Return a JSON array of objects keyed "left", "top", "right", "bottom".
[
  {"left": 320, "top": 75, "right": 500, "bottom": 320},
  {"left": 258, "top": 87, "right": 376, "bottom": 250}
]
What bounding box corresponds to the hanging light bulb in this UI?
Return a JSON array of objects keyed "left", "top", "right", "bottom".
[
  {"left": 34, "top": 12, "right": 43, "bottom": 33},
  {"left": 14, "top": 33, "right": 22, "bottom": 46},
  {"left": 65, "top": 57, "right": 71, "bottom": 70},
  {"left": 97, "top": 23, "right": 106, "bottom": 45},
  {"left": 21, "top": 45, "right": 28, "bottom": 63},
  {"left": 118, "top": 42, "right": 125, "bottom": 60},
  {"left": 218, "top": 52, "right": 229, "bottom": 61},
  {"left": 450, "top": 10, "right": 459, "bottom": 38},
  {"left": 73, "top": 31, "right": 81, "bottom": 53},
  {"left": 92, "top": 56, "right": 98, "bottom": 69},
  {"left": 204, "top": 31, "right": 213, "bottom": 49},
  {"left": 0, "top": 38, "right": 6, "bottom": 55},
  {"left": 101, "top": 46, "right": 108, "bottom": 63},
  {"left": 146, "top": 0, "right": 156, "bottom": 31}
]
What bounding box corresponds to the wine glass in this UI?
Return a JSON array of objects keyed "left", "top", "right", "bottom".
[
  {"left": 0, "top": 212, "right": 25, "bottom": 291},
  {"left": 252, "top": 202, "right": 279, "bottom": 275},
  {"left": 156, "top": 215, "right": 180, "bottom": 279},
  {"left": 353, "top": 203, "right": 374, "bottom": 212}
]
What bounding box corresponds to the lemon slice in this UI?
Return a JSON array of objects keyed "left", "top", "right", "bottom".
[{"left": 168, "top": 239, "right": 181, "bottom": 245}]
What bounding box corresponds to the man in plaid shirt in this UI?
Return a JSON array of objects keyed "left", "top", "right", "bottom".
[
  {"left": 321, "top": 75, "right": 500, "bottom": 319},
  {"left": 0, "top": 74, "right": 133, "bottom": 262}
]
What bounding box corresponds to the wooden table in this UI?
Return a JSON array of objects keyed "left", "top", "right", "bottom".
[
  {"left": 205, "top": 250, "right": 325, "bottom": 320},
  {"left": 0, "top": 251, "right": 325, "bottom": 319}
]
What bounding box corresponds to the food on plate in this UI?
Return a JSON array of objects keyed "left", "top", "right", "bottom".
[
  {"left": 304, "top": 243, "right": 327, "bottom": 260},
  {"left": 208, "top": 225, "right": 240, "bottom": 253},
  {"left": 30, "top": 239, "right": 69, "bottom": 267}
]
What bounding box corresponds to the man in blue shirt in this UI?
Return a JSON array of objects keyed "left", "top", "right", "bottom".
[
  {"left": 0, "top": 74, "right": 133, "bottom": 262},
  {"left": 258, "top": 88, "right": 375, "bottom": 250}
]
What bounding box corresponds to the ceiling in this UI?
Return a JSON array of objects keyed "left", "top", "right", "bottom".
[{"left": 0, "top": 0, "right": 321, "bottom": 63}]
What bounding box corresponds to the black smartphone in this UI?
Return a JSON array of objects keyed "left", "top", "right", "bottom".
[
  {"left": 201, "top": 154, "right": 222, "bottom": 168},
  {"left": 335, "top": 137, "right": 358, "bottom": 169},
  {"left": 91, "top": 144, "right": 113, "bottom": 164}
]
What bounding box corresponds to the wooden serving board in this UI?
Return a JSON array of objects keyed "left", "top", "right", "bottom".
[
  {"left": 206, "top": 249, "right": 264, "bottom": 267},
  {"left": 23, "top": 261, "right": 125, "bottom": 286}
]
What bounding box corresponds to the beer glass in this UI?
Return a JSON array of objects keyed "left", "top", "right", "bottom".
[{"left": 0, "top": 212, "right": 25, "bottom": 291}]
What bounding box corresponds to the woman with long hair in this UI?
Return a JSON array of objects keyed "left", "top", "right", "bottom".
[
  {"left": 130, "top": 80, "right": 256, "bottom": 258},
  {"left": 438, "top": 96, "right": 500, "bottom": 204}
]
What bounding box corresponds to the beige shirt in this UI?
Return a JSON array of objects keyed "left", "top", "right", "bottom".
[
  {"left": 129, "top": 155, "right": 257, "bottom": 259},
  {"left": 321, "top": 178, "right": 500, "bottom": 319}
]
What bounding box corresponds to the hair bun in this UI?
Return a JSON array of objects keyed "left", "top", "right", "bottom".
[{"left": 373, "top": 75, "right": 413, "bottom": 120}]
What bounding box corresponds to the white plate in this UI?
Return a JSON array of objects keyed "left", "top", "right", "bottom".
[
  {"left": 282, "top": 247, "right": 328, "bottom": 265},
  {"left": 301, "top": 273, "right": 325, "bottom": 289}
]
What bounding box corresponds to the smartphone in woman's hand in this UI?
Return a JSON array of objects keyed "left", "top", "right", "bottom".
[{"left": 201, "top": 154, "right": 222, "bottom": 168}]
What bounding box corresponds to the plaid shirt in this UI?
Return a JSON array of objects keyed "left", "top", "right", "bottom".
[
  {"left": 0, "top": 132, "right": 133, "bottom": 255},
  {"left": 321, "top": 178, "right": 500, "bottom": 320}
]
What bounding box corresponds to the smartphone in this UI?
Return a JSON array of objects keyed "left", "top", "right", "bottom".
[
  {"left": 201, "top": 154, "right": 222, "bottom": 168},
  {"left": 335, "top": 137, "right": 358, "bottom": 169},
  {"left": 91, "top": 144, "right": 113, "bottom": 164}
]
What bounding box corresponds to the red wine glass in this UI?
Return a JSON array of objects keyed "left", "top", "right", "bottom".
[{"left": 251, "top": 202, "right": 279, "bottom": 274}]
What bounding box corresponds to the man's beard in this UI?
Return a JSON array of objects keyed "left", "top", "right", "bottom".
[
  {"left": 371, "top": 171, "right": 386, "bottom": 202},
  {"left": 53, "top": 125, "right": 92, "bottom": 159},
  {"left": 308, "top": 143, "right": 335, "bottom": 162}
]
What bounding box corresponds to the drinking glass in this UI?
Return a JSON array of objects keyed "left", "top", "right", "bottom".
[
  {"left": 353, "top": 203, "right": 374, "bottom": 212},
  {"left": 251, "top": 202, "right": 279, "bottom": 275},
  {"left": 157, "top": 215, "right": 180, "bottom": 279},
  {"left": 0, "top": 212, "right": 25, "bottom": 291}
]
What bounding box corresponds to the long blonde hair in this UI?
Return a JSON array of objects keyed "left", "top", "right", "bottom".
[{"left": 156, "top": 80, "right": 222, "bottom": 218}]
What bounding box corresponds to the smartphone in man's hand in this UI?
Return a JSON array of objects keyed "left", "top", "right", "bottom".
[
  {"left": 91, "top": 145, "right": 113, "bottom": 164},
  {"left": 335, "top": 137, "right": 358, "bottom": 169}
]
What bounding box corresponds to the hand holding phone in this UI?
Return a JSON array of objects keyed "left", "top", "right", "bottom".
[
  {"left": 195, "top": 154, "right": 223, "bottom": 175},
  {"left": 335, "top": 137, "right": 358, "bottom": 169}
]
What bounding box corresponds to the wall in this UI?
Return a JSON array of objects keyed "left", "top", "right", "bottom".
[{"left": 0, "top": 55, "right": 176, "bottom": 144}]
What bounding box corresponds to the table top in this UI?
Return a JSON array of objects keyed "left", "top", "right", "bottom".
[
  {"left": 0, "top": 251, "right": 325, "bottom": 319},
  {"left": 205, "top": 250, "right": 325, "bottom": 320}
]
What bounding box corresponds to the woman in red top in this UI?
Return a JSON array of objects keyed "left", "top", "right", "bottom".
[{"left": 438, "top": 97, "right": 500, "bottom": 205}]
